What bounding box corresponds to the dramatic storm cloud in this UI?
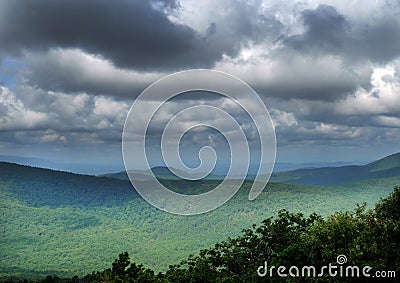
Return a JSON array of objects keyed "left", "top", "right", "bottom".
[
  {"left": 0, "top": 0, "right": 399, "bottom": 169},
  {"left": 0, "top": 0, "right": 281, "bottom": 70}
]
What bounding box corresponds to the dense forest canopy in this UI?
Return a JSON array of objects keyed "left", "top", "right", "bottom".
[{"left": 4, "top": 186, "right": 399, "bottom": 282}]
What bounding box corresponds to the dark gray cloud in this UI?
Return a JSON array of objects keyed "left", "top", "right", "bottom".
[
  {"left": 285, "top": 5, "right": 348, "bottom": 54},
  {"left": 0, "top": 0, "right": 197, "bottom": 70},
  {"left": 0, "top": 0, "right": 282, "bottom": 71},
  {"left": 22, "top": 49, "right": 160, "bottom": 98},
  {"left": 224, "top": 52, "right": 374, "bottom": 101},
  {"left": 283, "top": 4, "right": 400, "bottom": 64},
  {"left": 253, "top": 56, "right": 368, "bottom": 101}
]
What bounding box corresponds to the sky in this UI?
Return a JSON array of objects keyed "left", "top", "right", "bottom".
[{"left": 0, "top": 0, "right": 400, "bottom": 173}]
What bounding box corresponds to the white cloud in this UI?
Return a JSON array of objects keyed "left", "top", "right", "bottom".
[
  {"left": 0, "top": 85, "right": 48, "bottom": 130},
  {"left": 373, "top": 116, "right": 400, "bottom": 128},
  {"left": 41, "top": 131, "right": 67, "bottom": 143},
  {"left": 336, "top": 64, "right": 400, "bottom": 116},
  {"left": 270, "top": 108, "right": 298, "bottom": 127},
  {"left": 94, "top": 96, "right": 128, "bottom": 118}
]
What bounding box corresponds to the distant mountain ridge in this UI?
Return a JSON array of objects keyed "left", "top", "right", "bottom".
[
  {"left": 271, "top": 152, "right": 400, "bottom": 186},
  {"left": 272, "top": 160, "right": 369, "bottom": 172},
  {"left": 0, "top": 154, "right": 370, "bottom": 176},
  {"left": 102, "top": 152, "right": 400, "bottom": 187},
  {"left": 1, "top": 153, "right": 398, "bottom": 187},
  {"left": 100, "top": 166, "right": 222, "bottom": 181},
  {"left": 365, "top": 152, "right": 400, "bottom": 172}
]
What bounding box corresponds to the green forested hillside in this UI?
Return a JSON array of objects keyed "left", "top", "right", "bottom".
[
  {"left": 0, "top": 162, "right": 399, "bottom": 280},
  {"left": 0, "top": 163, "right": 138, "bottom": 209}
]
